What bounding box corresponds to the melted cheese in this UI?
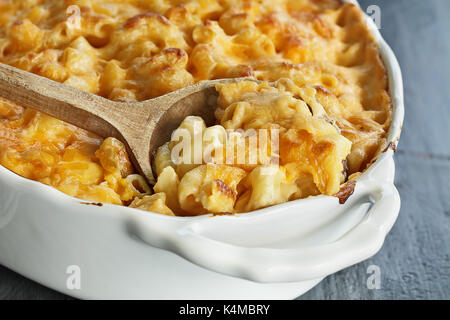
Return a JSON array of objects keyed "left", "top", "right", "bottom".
[{"left": 0, "top": 0, "right": 391, "bottom": 215}]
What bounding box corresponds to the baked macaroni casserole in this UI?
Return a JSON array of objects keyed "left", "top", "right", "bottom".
[{"left": 0, "top": 0, "right": 391, "bottom": 216}]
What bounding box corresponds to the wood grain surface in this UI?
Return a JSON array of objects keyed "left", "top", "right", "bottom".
[{"left": 1, "top": 0, "right": 449, "bottom": 300}]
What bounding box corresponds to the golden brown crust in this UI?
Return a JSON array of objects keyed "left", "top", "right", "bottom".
[
  {"left": 80, "top": 202, "right": 104, "bottom": 207},
  {"left": 384, "top": 141, "right": 397, "bottom": 153},
  {"left": 214, "top": 179, "right": 235, "bottom": 199},
  {"left": 315, "top": 85, "right": 332, "bottom": 95},
  {"left": 125, "top": 12, "right": 170, "bottom": 29},
  {"left": 334, "top": 181, "right": 356, "bottom": 204}
]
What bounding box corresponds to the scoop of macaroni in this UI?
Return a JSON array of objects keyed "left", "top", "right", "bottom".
[
  {"left": 154, "top": 80, "right": 352, "bottom": 215},
  {"left": 0, "top": 0, "right": 391, "bottom": 216}
]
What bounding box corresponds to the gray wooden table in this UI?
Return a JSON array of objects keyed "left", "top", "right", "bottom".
[{"left": 1, "top": 0, "right": 449, "bottom": 300}]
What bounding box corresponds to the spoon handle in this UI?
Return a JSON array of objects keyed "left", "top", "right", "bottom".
[{"left": 0, "top": 62, "right": 126, "bottom": 138}]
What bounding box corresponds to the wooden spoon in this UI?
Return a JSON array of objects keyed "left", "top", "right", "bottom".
[{"left": 0, "top": 63, "right": 250, "bottom": 184}]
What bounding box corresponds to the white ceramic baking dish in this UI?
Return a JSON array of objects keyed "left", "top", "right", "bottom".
[{"left": 0, "top": 0, "right": 403, "bottom": 299}]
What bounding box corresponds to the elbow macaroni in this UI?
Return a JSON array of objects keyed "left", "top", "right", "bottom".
[
  {"left": 0, "top": 0, "right": 391, "bottom": 216},
  {"left": 154, "top": 79, "right": 352, "bottom": 214}
]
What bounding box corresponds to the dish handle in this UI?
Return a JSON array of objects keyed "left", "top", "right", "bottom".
[{"left": 130, "top": 180, "right": 400, "bottom": 283}]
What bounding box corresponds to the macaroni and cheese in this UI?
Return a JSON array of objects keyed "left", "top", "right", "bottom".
[{"left": 0, "top": 0, "right": 391, "bottom": 216}]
